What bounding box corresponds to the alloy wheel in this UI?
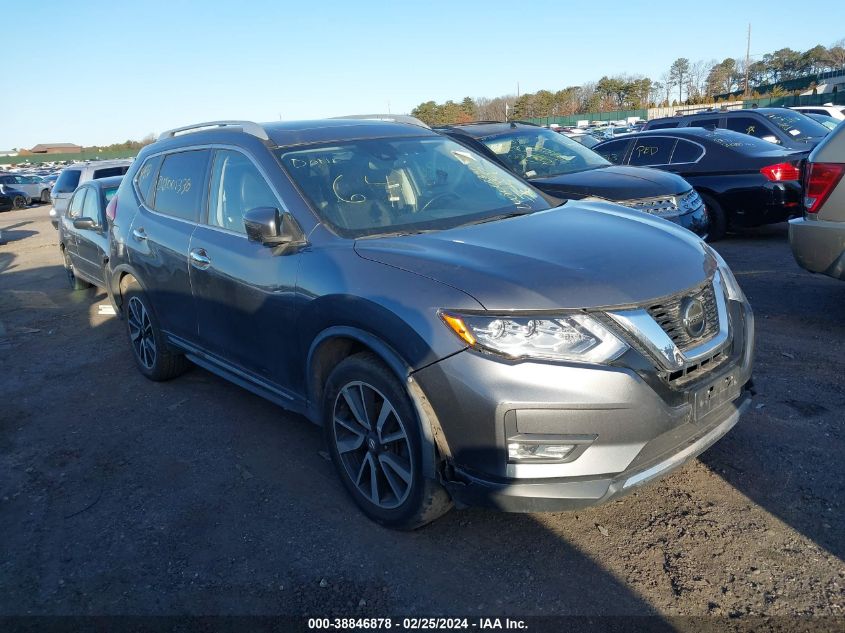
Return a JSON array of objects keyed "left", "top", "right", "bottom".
[
  {"left": 127, "top": 296, "right": 156, "bottom": 370},
  {"left": 332, "top": 381, "right": 414, "bottom": 510}
]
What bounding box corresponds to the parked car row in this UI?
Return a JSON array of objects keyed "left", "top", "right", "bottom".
[{"left": 55, "top": 116, "right": 756, "bottom": 529}]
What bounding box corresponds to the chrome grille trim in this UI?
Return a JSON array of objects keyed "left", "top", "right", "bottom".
[
  {"left": 607, "top": 272, "right": 731, "bottom": 375},
  {"left": 616, "top": 189, "right": 702, "bottom": 217}
]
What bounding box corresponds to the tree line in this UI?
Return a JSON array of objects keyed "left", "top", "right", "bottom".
[{"left": 411, "top": 39, "right": 845, "bottom": 126}]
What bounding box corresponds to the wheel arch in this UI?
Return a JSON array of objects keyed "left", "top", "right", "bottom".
[{"left": 307, "top": 326, "right": 450, "bottom": 479}]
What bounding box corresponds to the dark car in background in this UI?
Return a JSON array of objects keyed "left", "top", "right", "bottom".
[
  {"left": 0, "top": 184, "right": 30, "bottom": 209},
  {"left": 58, "top": 176, "right": 122, "bottom": 289},
  {"left": 105, "top": 118, "right": 753, "bottom": 529},
  {"left": 642, "top": 107, "right": 828, "bottom": 151},
  {"left": 437, "top": 122, "right": 709, "bottom": 236},
  {"left": 594, "top": 128, "right": 807, "bottom": 240}
]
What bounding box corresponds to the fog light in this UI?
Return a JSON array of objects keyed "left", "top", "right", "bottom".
[{"left": 508, "top": 442, "right": 576, "bottom": 462}]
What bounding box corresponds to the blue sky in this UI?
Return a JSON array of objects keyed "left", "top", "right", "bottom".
[{"left": 6, "top": 0, "right": 844, "bottom": 149}]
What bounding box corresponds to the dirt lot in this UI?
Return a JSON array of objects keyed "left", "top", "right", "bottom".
[{"left": 1, "top": 206, "right": 843, "bottom": 625}]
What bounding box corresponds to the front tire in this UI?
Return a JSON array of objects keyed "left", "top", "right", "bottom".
[
  {"left": 12, "top": 195, "right": 26, "bottom": 209},
  {"left": 323, "top": 352, "right": 452, "bottom": 530},
  {"left": 122, "top": 278, "right": 189, "bottom": 381}
]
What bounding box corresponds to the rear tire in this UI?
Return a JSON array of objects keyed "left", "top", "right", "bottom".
[
  {"left": 12, "top": 195, "right": 26, "bottom": 210},
  {"left": 323, "top": 352, "right": 452, "bottom": 530},
  {"left": 701, "top": 193, "right": 727, "bottom": 242},
  {"left": 40, "top": 189, "right": 50, "bottom": 204},
  {"left": 63, "top": 248, "right": 92, "bottom": 291},
  {"left": 122, "top": 278, "right": 189, "bottom": 381}
]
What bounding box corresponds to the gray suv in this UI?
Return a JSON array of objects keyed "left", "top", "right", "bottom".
[{"left": 106, "top": 119, "right": 754, "bottom": 529}]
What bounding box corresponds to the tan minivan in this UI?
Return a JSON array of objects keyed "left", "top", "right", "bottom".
[{"left": 789, "top": 122, "right": 845, "bottom": 280}]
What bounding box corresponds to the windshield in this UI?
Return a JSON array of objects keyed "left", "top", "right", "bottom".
[
  {"left": 277, "top": 136, "right": 550, "bottom": 238},
  {"left": 762, "top": 111, "right": 828, "bottom": 140},
  {"left": 480, "top": 128, "right": 610, "bottom": 179}
]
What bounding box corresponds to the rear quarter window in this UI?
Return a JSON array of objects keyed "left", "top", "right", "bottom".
[
  {"left": 152, "top": 150, "right": 210, "bottom": 222},
  {"left": 92, "top": 166, "right": 130, "bottom": 179},
  {"left": 629, "top": 137, "right": 677, "bottom": 166},
  {"left": 133, "top": 155, "right": 163, "bottom": 206},
  {"left": 54, "top": 169, "right": 81, "bottom": 194},
  {"left": 670, "top": 140, "right": 704, "bottom": 164}
]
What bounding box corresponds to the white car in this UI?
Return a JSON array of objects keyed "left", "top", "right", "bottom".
[
  {"left": 790, "top": 105, "right": 845, "bottom": 121},
  {"left": 0, "top": 173, "right": 51, "bottom": 203}
]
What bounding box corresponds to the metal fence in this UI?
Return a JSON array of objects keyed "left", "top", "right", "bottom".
[
  {"left": 742, "top": 92, "right": 845, "bottom": 109},
  {"left": 524, "top": 109, "right": 648, "bottom": 127}
]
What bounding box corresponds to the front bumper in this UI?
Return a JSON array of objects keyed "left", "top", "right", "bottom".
[
  {"left": 414, "top": 298, "right": 754, "bottom": 512},
  {"left": 789, "top": 216, "right": 845, "bottom": 281},
  {"left": 674, "top": 205, "right": 709, "bottom": 238}
]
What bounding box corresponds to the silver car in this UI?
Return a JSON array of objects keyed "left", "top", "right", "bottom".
[
  {"left": 49, "top": 159, "right": 132, "bottom": 228},
  {"left": 0, "top": 173, "right": 52, "bottom": 203},
  {"left": 789, "top": 119, "right": 845, "bottom": 280}
]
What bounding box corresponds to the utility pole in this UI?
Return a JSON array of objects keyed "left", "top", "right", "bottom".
[{"left": 743, "top": 23, "right": 751, "bottom": 98}]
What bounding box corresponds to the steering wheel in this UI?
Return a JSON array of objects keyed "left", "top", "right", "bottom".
[{"left": 421, "top": 192, "right": 461, "bottom": 212}]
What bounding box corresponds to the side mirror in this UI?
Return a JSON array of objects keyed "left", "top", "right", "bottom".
[
  {"left": 243, "top": 207, "right": 305, "bottom": 253},
  {"left": 761, "top": 135, "right": 780, "bottom": 144},
  {"left": 73, "top": 217, "right": 100, "bottom": 230}
]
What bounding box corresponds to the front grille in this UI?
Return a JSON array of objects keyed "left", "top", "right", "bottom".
[
  {"left": 646, "top": 281, "right": 719, "bottom": 352},
  {"left": 667, "top": 348, "right": 730, "bottom": 386},
  {"left": 618, "top": 189, "right": 702, "bottom": 216}
]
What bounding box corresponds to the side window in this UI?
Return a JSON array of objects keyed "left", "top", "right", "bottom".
[
  {"left": 82, "top": 186, "right": 100, "bottom": 219},
  {"left": 54, "top": 169, "right": 81, "bottom": 194},
  {"left": 0, "top": 175, "right": 13, "bottom": 184},
  {"left": 92, "top": 166, "right": 130, "bottom": 179},
  {"left": 207, "top": 150, "right": 278, "bottom": 233},
  {"left": 670, "top": 140, "right": 704, "bottom": 164},
  {"left": 68, "top": 189, "right": 87, "bottom": 218},
  {"left": 690, "top": 117, "right": 720, "bottom": 130},
  {"left": 595, "top": 140, "right": 630, "bottom": 165},
  {"left": 134, "top": 154, "right": 163, "bottom": 206},
  {"left": 152, "top": 150, "right": 210, "bottom": 222},
  {"left": 629, "top": 137, "right": 677, "bottom": 166},
  {"left": 725, "top": 117, "right": 776, "bottom": 141}
]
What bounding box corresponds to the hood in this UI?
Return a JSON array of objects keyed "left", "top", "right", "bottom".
[
  {"left": 530, "top": 165, "right": 690, "bottom": 201},
  {"left": 354, "top": 201, "right": 714, "bottom": 311}
]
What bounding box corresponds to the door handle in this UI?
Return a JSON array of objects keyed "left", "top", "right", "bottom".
[
  {"left": 189, "top": 248, "right": 211, "bottom": 269},
  {"left": 132, "top": 227, "right": 147, "bottom": 241}
]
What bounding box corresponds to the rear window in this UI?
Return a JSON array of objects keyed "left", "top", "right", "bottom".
[
  {"left": 54, "top": 169, "right": 81, "bottom": 194},
  {"left": 629, "top": 137, "right": 677, "bottom": 166},
  {"left": 762, "top": 111, "right": 828, "bottom": 141},
  {"left": 152, "top": 150, "right": 209, "bottom": 222},
  {"left": 92, "top": 166, "right": 130, "bottom": 179},
  {"left": 702, "top": 129, "right": 791, "bottom": 154},
  {"left": 103, "top": 186, "right": 119, "bottom": 203}
]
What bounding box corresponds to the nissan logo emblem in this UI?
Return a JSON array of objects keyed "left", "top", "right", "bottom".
[{"left": 681, "top": 297, "right": 706, "bottom": 338}]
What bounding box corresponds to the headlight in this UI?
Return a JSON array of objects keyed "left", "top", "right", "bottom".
[
  {"left": 704, "top": 245, "right": 745, "bottom": 301},
  {"left": 440, "top": 312, "right": 628, "bottom": 363}
]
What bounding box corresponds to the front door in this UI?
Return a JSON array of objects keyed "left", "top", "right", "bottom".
[{"left": 189, "top": 149, "right": 300, "bottom": 391}]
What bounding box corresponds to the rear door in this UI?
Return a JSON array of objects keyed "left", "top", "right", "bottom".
[
  {"left": 189, "top": 148, "right": 301, "bottom": 391},
  {"left": 127, "top": 149, "right": 210, "bottom": 344}
]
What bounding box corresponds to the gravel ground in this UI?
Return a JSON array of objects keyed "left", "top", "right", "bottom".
[{"left": 0, "top": 206, "right": 842, "bottom": 626}]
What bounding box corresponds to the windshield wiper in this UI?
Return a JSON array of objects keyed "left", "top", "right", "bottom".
[{"left": 468, "top": 209, "right": 535, "bottom": 226}]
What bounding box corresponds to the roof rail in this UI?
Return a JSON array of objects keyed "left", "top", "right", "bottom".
[
  {"left": 158, "top": 120, "right": 269, "bottom": 141},
  {"left": 331, "top": 114, "right": 430, "bottom": 129}
]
